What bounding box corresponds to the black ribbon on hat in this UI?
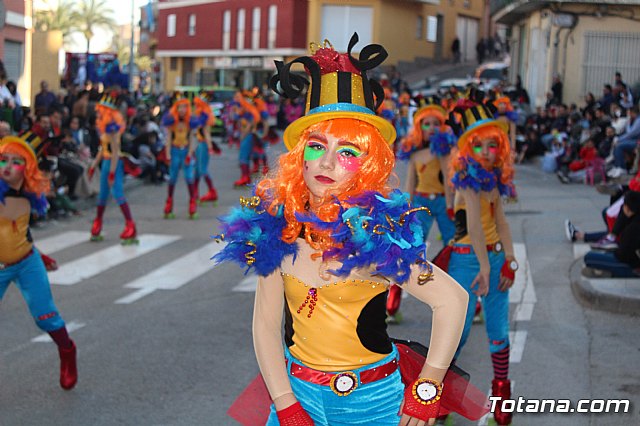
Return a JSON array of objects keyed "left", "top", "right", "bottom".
[{"left": 269, "top": 32, "right": 387, "bottom": 113}]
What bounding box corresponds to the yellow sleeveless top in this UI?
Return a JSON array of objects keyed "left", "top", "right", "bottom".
[
  {"left": 171, "top": 122, "right": 190, "bottom": 148},
  {"left": 282, "top": 273, "right": 391, "bottom": 371},
  {"left": 0, "top": 214, "right": 32, "bottom": 264},
  {"left": 415, "top": 158, "right": 444, "bottom": 194},
  {"left": 454, "top": 195, "right": 500, "bottom": 245},
  {"left": 100, "top": 135, "right": 113, "bottom": 159}
]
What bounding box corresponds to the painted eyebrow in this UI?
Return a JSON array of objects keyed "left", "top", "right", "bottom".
[
  {"left": 337, "top": 140, "right": 362, "bottom": 149},
  {"left": 307, "top": 132, "right": 328, "bottom": 143}
]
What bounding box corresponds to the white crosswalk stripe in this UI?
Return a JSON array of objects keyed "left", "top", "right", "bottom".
[
  {"left": 36, "top": 231, "right": 90, "bottom": 254},
  {"left": 115, "top": 241, "right": 223, "bottom": 304},
  {"left": 31, "top": 321, "right": 86, "bottom": 343},
  {"left": 48, "top": 234, "right": 180, "bottom": 286}
]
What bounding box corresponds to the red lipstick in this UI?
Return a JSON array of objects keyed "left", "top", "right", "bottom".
[{"left": 314, "top": 175, "right": 335, "bottom": 184}]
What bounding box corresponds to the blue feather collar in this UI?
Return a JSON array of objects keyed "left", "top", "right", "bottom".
[
  {"left": 451, "top": 156, "right": 515, "bottom": 197},
  {"left": 213, "top": 190, "right": 430, "bottom": 283},
  {"left": 0, "top": 179, "right": 48, "bottom": 216}
]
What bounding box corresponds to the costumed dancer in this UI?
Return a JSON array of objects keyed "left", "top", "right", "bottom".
[
  {"left": 490, "top": 94, "right": 518, "bottom": 152},
  {"left": 192, "top": 92, "right": 219, "bottom": 204},
  {"left": 252, "top": 90, "right": 276, "bottom": 175},
  {"left": 446, "top": 93, "right": 518, "bottom": 425},
  {"left": 0, "top": 134, "right": 77, "bottom": 390},
  {"left": 88, "top": 95, "right": 137, "bottom": 244},
  {"left": 388, "top": 96, "right": 457, "bottom": 323},
  {"left": 233, "top": 93, "right": 260, "bottom": 187},
  {"left": 161, "top": 94, "right": 198, "bottom": 219},
  {"left": 215, "top": 34, "right": 489, "bottom": 426}
]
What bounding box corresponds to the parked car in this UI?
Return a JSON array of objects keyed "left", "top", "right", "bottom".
[
  {"left": 416, "top": 78, "right": 473, "bottom": 97},
  {"left": 473, "top": 62, "right": 509, "bottom": 91}
]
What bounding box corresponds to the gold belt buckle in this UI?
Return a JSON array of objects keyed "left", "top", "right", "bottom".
[{"left": 330, "top": 371, "right": 358, "bottom": 396}]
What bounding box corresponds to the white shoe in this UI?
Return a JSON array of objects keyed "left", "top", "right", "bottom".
[
  {"left": 607, "top": 167, "right": 624, "bottom": 178},
  {"left": 605, "top": 154, "right": 614, "bottom": 164}
]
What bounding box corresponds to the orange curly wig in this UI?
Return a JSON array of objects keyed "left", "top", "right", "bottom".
[
  {"left": 0, "top": 139, "right": 50, "bottom": 196},
  {"left": 402, "top": 108, "right": 449, "bottom": 153},
  {"left": 451, "top": 124, "right": 514, "bottom": 186},
  {"left": 96, "top": 105, "right": 126, "bottom": 136},
  {"left": 256, "top": 118, "right": 396, "bottom": 254}
]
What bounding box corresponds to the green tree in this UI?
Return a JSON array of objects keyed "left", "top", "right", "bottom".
[
  {"left": 34, "top": 0, "right": 81, "bottom": 46},
  {"left": 75, "top": 0, "right": 117, "bottom": 53}
]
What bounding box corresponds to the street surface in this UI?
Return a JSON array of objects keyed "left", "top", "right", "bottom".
[{"left": 1, "top": 141, "right": 639, "bottom": 425}]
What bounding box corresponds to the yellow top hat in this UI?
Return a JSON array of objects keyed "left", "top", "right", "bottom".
[
  {"left": 271, "top": 33, "right": 396, "bottom": 151},
  {"left": 0, "top": 132, "right": 44, "bottom": 161},
  {"left": 414, "top": 95, "right": 447, "bottom": 123}
]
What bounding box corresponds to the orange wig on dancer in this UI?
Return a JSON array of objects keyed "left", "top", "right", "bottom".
[
  {"left": 96, "top": 104, "right": 126, "bottom": 136},
  {"left": 256, "top": 117, "right": 395, "bottom": 254},
  {"left": 0, "top": 137, "right": 50, "bottom": 196}
]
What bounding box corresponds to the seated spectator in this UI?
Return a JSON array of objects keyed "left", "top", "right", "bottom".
[
  {"left": 34, "top": 80, "right": 57, "bottom": 115},
  {"left": 0, "top": 120, "right": 10, "bottom": 138},
  {"left": 598, "top": 126, "right": 616, "bottom": 160},
  {"left": 580, "top": 190, "right": 640, "bottom": 277},
  {"left": 610, "top": 103, "right": 628, "bottom": 135},
  {"left": 608, "top": 105, "right": 640, "bottom": 179}
]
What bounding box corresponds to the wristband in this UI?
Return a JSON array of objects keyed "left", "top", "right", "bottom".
[
  {"left": 500, "top": 258, "right": 517, "bottom": 281},
  {"left": 402, "top": 378, "right": 443, "bottom": 421},
  {"left": 446, "top": 208, "right": 455, "bottom": 221},
  {"left": 108, "top": 171, "right": 115, "bottom": 183},
  {"left": 276, "top": 402, "right": 314, "bottom": 426}
]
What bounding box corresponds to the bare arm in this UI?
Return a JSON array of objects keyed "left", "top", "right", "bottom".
[
  {"left": 494, "top": 197, "right": 514, "bottom": 259},
  {"left": 253, "top": 269, "right": 296, "bottom": 409},
  {"left": 165, "top": 129, "right": 172, "bottom": 160},
  {"left": 402, "top": 263, "right": 469, "bottom": 381},
  {"left": 460, "top": 189, "right": 490, "bottom": 270},
  {"left": 109, "top": 133, "right": 120, "bottom": 174}
]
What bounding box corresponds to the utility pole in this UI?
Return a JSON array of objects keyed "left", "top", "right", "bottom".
[{"left": 129, "top": 0, "right": 135, "bottom": 92}]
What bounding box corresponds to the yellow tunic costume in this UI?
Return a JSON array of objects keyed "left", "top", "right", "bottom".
[
  {"left": 453, "top": 194, "right": 500, "bottom": 245},
  {"left": 415, "top": 157, "right": 445, "bottom": 195}
]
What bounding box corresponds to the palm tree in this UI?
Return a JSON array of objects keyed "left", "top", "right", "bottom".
[
  {"left": 74, "top": 0, "right": 117, "bottom": 53},
  {"left": 34, "top": 0, "right": 81, "bottom": 47}
]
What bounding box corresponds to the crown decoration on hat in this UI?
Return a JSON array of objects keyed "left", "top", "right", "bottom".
[
  {"left": 446, "top": 88, "right": 506, "bottom": 146},
  {"left": 196, "top": 91, "right": 210, "bottom": 103},
  {"left": 98, "top": 94, "right": 117, "bottom": 110},
  {"left": 269, "top": 32, "right": 396, "bottom": 150}
]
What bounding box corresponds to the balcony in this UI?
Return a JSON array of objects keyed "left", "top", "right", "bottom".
[{"left": 491, "top": 0, "right": 640, "bottom": 24}]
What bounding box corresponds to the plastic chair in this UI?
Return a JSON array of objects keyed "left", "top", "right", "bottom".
[{"left": 584, "top": 157, "right": 606, "bottom": 185}]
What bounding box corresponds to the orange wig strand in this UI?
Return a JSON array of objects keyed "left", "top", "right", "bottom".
[
  {"left": 0, "top": 141, "right": 50, "bottom": 196},
  {"left": 168, "top": 100, "right": 191, "bottom": 126},
  {"left": 451, "top": 124, "right": 514, "bottom": 186},
  {"left": 96, "top": 105, "right": 126, "bottom": 136},
  {"left": 194, "top": 97, "right": 215, "bottom": 127},
  {"left": 256, "top": 118, "right": 395, "bottom": 254},
  {"left": 402, "top": 108, "right": 448, "bottom": 152}
]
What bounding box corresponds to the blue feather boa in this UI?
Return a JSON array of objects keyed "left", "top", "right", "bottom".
[
  {"left": 213, "top": 189, "right": 429, "bottom": 283},
  {"left": 0, "top": 179, "right": 49, "bottom": 216},
  {"left": 429, "top": 130, "right": 456, "bottom": 157},
  {"left": 452, "top": 156, "right": 515, "bottom": 197}
]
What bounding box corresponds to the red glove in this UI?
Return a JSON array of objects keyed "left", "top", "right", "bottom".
[
  {"left": 108, "top": 171, "right": 115, "bottom": 186},
  {"left": 402, "top": 378, "right": 442, "bottom": 422},
  {"left": 500, "top": 259, "right": 516, "bottom": 281},
  {"left": 185, "top": 155, "right": 192, "bottom": 166},
  {"left": 87, "top": 167, "right": 95, "bottom": 181},
  {"left": 276, "top": 402, "right": 314, "bottom": 426},
  {"left": 446, "top": 207, "right": 455, "bottom": 221}
]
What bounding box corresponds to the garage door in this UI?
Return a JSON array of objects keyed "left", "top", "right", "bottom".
[
  {"left": 4, "top": 40, "right": 23, "bottom": 81},
  {"left": 456, "top": 16, "right": 479, "bottom": 63},
  {"left": 582, "top": 32, "right": 640, "bottom": 95}
]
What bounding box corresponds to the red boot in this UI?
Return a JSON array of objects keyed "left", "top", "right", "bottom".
[
  {"left": 164, "top": 196, "right": 174, "bottom": 218},
  {"left": 200, "top": 187, "right": 218, "bottom": 203},
  {"left": 189, "top": 196, "right": 198, "bottom": 219},
  {"left": 120, "top": 220, "right": 137, "bottom": 241},
  {"left": 251, "top": 159, "right": 260, "bottom": 174},
  {"left": 90, "top": 216, "right": 103, "bottom": 241},
  {"left": 262, "top": 165, "right": 269, "bottom": 175},
  {"left": 234, "top": 164, "right": 251, "bottom": 187},
  {"left": 40, "top": 253, "right": 58, "bottom": 271},
  {"left": 491, "top": 379, "right": 512, "bottom": 425},
  {"left": 58, "top": 341, "right": 78, "bottom": 390}
]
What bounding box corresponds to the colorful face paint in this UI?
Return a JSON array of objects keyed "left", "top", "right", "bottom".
[
  {"left": 337, "top": 146, "right": 363, "bottom": 172},
  {"left": 304, "top": 141, "right": 326, "bottom": 161}
]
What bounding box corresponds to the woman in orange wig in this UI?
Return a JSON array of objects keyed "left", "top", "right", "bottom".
[
  {"left": 214, "top": 34, "right": 483, "bottom": 426},
  {"left": 446, "top": 93, "right": 517, "bottom": 426},
  {"left": 0, "top": 135, "right": 77, "bottom": 390}
]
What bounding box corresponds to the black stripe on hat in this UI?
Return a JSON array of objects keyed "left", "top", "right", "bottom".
[
  {"left": 337, "top": 71, "right": 352, "bottom": 103},
  {"left": 470, "top": 106, "right": 483, "bottom": 122}
]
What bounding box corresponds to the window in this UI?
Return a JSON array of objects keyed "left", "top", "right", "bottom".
[
  {"left": 416, "top": 16, "right": 423, "bottom": 39},
  {"left": 223, "top": 10, "right": 231, "bottom": 50},
  {"left": 268, "top": 5, "right": 277, "bottom": 49},
  {"left": 170, "top": 57, "right": 178, "bottom": 71},
  {"left": 188, "top": 14, "right": 196, "bottom": 36},
  {"left": 426, "top": 16, "right": 437, "bottom": 42},
  {"left": 321, "top": 5, "right": 373, "bottom": 49},
  {"left": 237, "top": 8, "right": 246, "bottom": 50},
  {"left": 252, "top": 7, "right": 261, "bottom": 49},
  {"left": 167, "top": 14, "right": 176, "bottom": 37}
]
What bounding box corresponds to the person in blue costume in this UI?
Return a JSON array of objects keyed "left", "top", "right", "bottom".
[
  {"left": 446, "top": 91, "right": 518, "bottom": 425},
  {"left": 192, "top": 92, "right": 219, "bottom": 203},
  {"left": 0, "top": 134, "right": 77, "bottom": 390},
  {"left": 214, "top": 34, "right": 487, "bottom": 426}
]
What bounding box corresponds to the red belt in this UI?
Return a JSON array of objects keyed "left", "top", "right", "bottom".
[
  {"left": 452, "top": 242, "right": 503, "bottom": 254},
  {"left": 414, "top": 191, "right": 444, "bottom": 199},
  {"left": 0, "top": 248, "right": 34, "bottom": 270},
  {"left": 287, "top": 357, "right": 398, "bottom": 396}
]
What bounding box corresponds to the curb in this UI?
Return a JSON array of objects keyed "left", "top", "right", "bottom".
[{"left": 570, "top": 260, "right": 640, "bottom": 316}]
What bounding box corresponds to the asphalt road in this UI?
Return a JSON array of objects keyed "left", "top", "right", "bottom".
[{"left": 1, "top": 141, "right": 639, "bottom": 425}]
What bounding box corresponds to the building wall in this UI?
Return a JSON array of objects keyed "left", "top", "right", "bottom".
[
  {"left": 30, "top": 31, "right": 62, "bottom": 108},
  {"left": 505, "top": 4, "right": 640, "bottom": 106}
]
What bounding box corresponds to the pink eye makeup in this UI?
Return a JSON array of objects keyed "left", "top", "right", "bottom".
[{"left": 337, "top": 146, "right": 363, "bottom": 172}]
